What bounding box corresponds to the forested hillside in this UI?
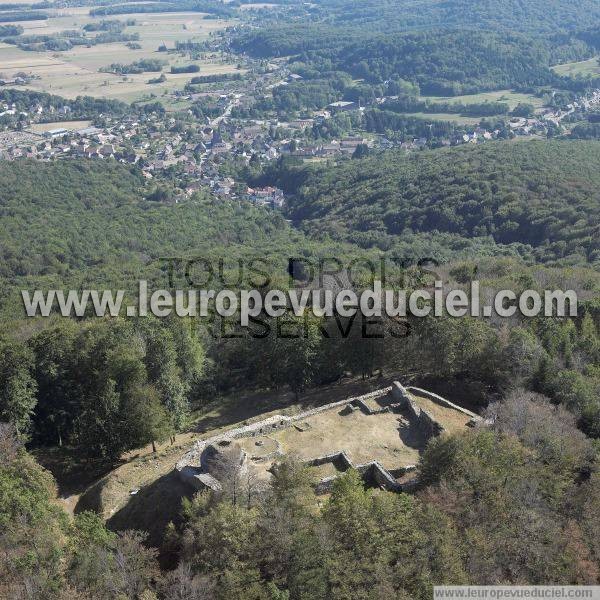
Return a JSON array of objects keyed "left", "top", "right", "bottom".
[
  {"left": 2, "top": 0, "right": 600, "bottom": 596},
  {"left": 4, "top": 401, "right": 600, "bottom": 598},
  {"left": 0, "top": 160, "right": 382, "bottom": 319},
  {"left": 0, "top": 160, "right": 286, "bottom": 278},
  {"left": 3, "top": 158, "right": 600, "bottom": 441},
  {"left": 259, "top": 0, "right": 600, "bottom": 34},
  {"left": 274, "top": 140, "right": 600, "bottom": 265},
  {"left": 327, "top": 30, "right": 558, "bottom": 94},
  {"left": 237, "top": 29, "right": 565, "bottom": 95},
  {"left": 234, "top": 0, "right": 600, "bottom": 96}
]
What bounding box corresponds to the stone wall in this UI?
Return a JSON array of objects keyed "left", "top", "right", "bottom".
[
  {"left": 250, "top": 447, "right": 283, "bottom": 463},
  {"left": 391, "top": 381, "right": 411, "bottom": 404},
  {"left": 307, "top": 451, "right": 353, "bottom": 471},
  {"left": 176, "top": 387, "right": 392, "bottom": 473},
  {"left": 295, "top": 387, "right": 391, "bottom": 421},
  {"left": 391, "top": 382, "right": 421, "bottom": 419},
  {"left": 309, "top": 452, "right": 402, "bottom": 494},
  {"left": 406, "top": 386, "right": 481, "bottom": 420},
  {"left": 176, "top": 381, "right": 476, "bottom": 494},
  {"left": 314, "top": 476, "right": 338, "bottom": 494},
  {"left": 360, "top": 461, "right": 402, "bottom": 492}
]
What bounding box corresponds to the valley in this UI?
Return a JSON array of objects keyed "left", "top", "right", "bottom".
[{"left": 1, "top": 0, "right": 600, "bottom": 598}]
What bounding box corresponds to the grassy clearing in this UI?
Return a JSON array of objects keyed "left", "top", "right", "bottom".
[
  {"left": 273, "top": 409, "right": 421, "bottom": 469},
  {"left": 272, "top": 391, "right": 472, "bottom": 469},
  {"left": 552, "top": 57, "right": 600, "bottom": 77},
  {"left": 57, "top": 376, "right": 475, "bottom": 542},
  {"left": 65, "top": 377, "right": 400, "bottom": 520},
  {"left": 0, "top": 17, "right": 48, "bottom": 30},
  {"left": 410, "top": 393, "right": 472, "bottom": 431},
  {"left": 311, "top": 461, "right": 340, "bottom": 479}
]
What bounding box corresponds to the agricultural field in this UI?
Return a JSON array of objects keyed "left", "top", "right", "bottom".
[
  {"left": 552, "top": 56, "right": 600, "bottom": 77},
  {"left": 239, "top": 3, "right": 279, "bottom": 9},
  {"left": 421, "top": 89, "right": 545, "bottom": 110},
  {"left": 0, "top": 9, "right": 239, "bottom": 102},
  {"left": 389, "top": 90, "right": 547, "bottom": 124},
  {"left": 398, "top": 111, "right": 483, "bottom": 125},
  {"left": 28, "top": 120, "right": 92, "bottom": 133},
  {"left": 0, "top": 0, "right": 39, "bottom": 5}
]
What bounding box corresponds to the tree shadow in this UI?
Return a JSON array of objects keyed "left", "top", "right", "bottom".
[
  {"left": 75, "top": 474, "right": 111, "bottom": 514},
  {"left": 412, "top": 374, "right": 495, "bottom": 412},
  {"left": 34, "top": 445, "right": 125, "bottom": 499},
  {"left": 102, "top": 470, "right": 194, "bottom": 567},
  {"left": 194, "top": 373, "right": 403, "bottom": 434}
]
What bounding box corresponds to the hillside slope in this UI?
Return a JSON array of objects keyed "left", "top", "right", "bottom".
[
  {"left": 236, "top": 28, "right": 563, "bottom": 94},
  {"left": 292, "top": 0, "right": 600, "bottom": 34},
  {"left": 279, "top": 140, "right": 600, "bottom": 265},
  {"left": 391, "top": 0, "right": 600, "bottom": 33},
  {"left": 0, "top": 160, "right": 291, "bottom": 280},
  {"left": 0, "top": 160, "right": 379, "bottom": 319}
]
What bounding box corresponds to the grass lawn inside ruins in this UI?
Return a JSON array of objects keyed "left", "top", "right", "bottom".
[
  {"left": 268, "top": 388, "right": 472, "bottom": 474},
  {"left": 274, "top": 408, "right": 422, "bottom": 469},
  {"left": 177, "top": 383, "right": 478, "bottom": 494}
]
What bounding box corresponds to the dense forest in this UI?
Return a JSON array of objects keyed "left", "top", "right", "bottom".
[
  {"left": 1, "top": 158, "right": 600, "bottom": 434},
  {"left": 265, "top": 140, "right": 600, "bottom": 265},
  {"left": 324, "top": 31, "right": 562, "bottom": 95},
  {"left": 239, "top": 25, "right": 600, "bottom": 95},
  {"left": 233, "top": 1, "right": 600, "bottom": 98},
  {"left": 1, "top": 159, "right": 600, "bottom": 596},
  {"left": 248, "top": 0, "right": 600, "bottom": 35},
  {"left": 0, "top": 160, "right": 377, "bottom": 319},
  {"left": 2, "top": 157, "right": 600, "bottom": 418},
  {"left": 0, "top": 10, "right": 47, "bottom": 22},
  {"left": 89, "top": 0, "right": 235, "bottom": 18},
  {"left": 3, "top": 390, "right": 600, "bottom": 598},
  {"left": 235, "top": 28, "right": 577, "bottom": 94}
]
